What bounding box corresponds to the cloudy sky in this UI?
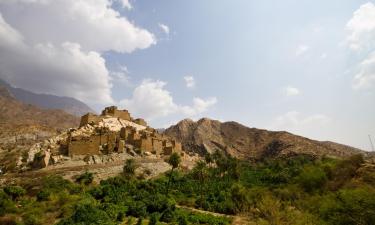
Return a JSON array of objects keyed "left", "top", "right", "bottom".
[{"left": 0, "top": 0, "right": 374, "bottom": 150}]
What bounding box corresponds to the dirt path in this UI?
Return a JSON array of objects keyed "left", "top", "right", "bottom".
[{"left": 176, "top": 205, "right": 251, "bottom": 225}]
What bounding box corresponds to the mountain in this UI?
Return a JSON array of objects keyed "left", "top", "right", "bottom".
[
  {"left": 164, "top": 118, "right": 364, "bottom": 160},
  {"left": 0, "top": 84, "right": 80, "bottom": 171},
  {"left": 0, "top": 79, "right": 95, "bottom": 116}
]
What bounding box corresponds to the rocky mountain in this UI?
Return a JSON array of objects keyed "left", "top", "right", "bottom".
[
  {"left": 0, "top": 79, "right": 95, "bottom": 116},
  {"left": 164, "top": 118, "right": 364, "bottom": 160},
  {"left": 0, "top": 85, "right": 79, "bottom": 171}
]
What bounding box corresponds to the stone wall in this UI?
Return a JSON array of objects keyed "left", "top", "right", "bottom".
[
  {"left": 80, "top": 113, "right": 100, "bottom": 127},
  {"left": 134, "top": 118, "right": 147, "bottom": 127},
  {"left": 102, "top": 106, "right": 131, "bottom": 121},
  {"left": 68, "top": 136, "right": 101, "bottom": 156}
]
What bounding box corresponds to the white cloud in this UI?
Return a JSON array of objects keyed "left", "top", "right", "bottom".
[
  {"left": 183, "top": 76, "right": 195, "bottom": 89},
  {"left": 110, "top": 66, "right": 132, "bottom": 86},
  {"left": 295, "top": 45, "right": 310, "bottom": 56},
  {"left": 120, "top": 79, "right": 217, "bottom": 121},
  {"left": 158, "top": 23, "right": 170, "bottom": 35},
  {"left": 0, "top": 1, "right": 156, "bottom": 106},
  {"left": 353, "top": 52, "right": 375, "bottom": 90},
  {"left": 346, "top": 2, "right": 375, "bottom": 90},
  {"left": 283, "top": 86, "right": 300, "bottom": 96},
  {"left": 0, "top": 0, "right": 155, "bottom": 53},
  {"left": 180, "top": 97, "right": 217, "bottom": 116},
  {"left": 114, "top": 0, "right": 132, "bottom": 10},
  {"left": 346, "top": 2, "right": 375, "bottom": 51},
  {"left": 269, "top": 111, "right": 331, "bottom": 133},
  {"left": 0, "top": 17, "right": 113, "bottom": 105},
  {"left": 0, "top": 13, "right": 23, "bottom": 48}
]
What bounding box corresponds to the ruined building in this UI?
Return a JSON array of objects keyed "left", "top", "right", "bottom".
[{"left": 69, "top": 106, "right": 181, "bottom": 157}]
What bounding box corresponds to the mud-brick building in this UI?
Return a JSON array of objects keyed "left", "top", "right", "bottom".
[
  {"left": 101, "top": 106, "right": 131, "bottom": 121},
  {"left": 80, "top": 106, "right": 133, "bottom": 127},
  {"left": 68, "top": 106, "right": 183, "bottom": 157},
  {"left": 80, "top": 113, "right": 100, "bottom": 127}
]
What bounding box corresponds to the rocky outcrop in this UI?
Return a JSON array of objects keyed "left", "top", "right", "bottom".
[{"left": 164, "top": 118, "right": 364, "bottom": 160}]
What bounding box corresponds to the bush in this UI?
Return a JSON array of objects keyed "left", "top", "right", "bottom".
[
  {"left": 76, "top": 171, "right": 94, "bottom": 185},
  {"left": 297, "top": 166, "right": 327, "bottom": 192},
  {"left": 36, "top": 189, "right": 50, "bottom": 201},
  {"left": 58, "top": 204, "right": 114, "bottom": 225},
  {"left": 319, "top": 188, "right": 375, "bottom": 225},
  {"left": 22, "top": 213, "right": 43, "bottom": 225},
  {"left": 3, "top": 186, "right": 26, "bottom": 200},
  {"left": 0, "top": 190, "right": 17, "bottom": 216},
  {"left": 149, "top": 212, "right": 159, "bottom": 225}
]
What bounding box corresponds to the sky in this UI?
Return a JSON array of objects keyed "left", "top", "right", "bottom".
[{"left": 0, "top": 0, "right": 374, "bottom": 150}]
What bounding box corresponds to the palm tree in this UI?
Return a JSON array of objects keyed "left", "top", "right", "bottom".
[
  {"left": 166, "top": 152, "right": 181, "bottom": 195},
  {"left": 193, "top": 160, "right": 208, "bottom": 208},
  {"left": 123, "top": 159, "right": 137, "bottom": 179}
]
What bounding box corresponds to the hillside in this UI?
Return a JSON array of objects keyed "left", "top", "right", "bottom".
[
  {"left": 0, "top": 85, "right": 79, "bottom": 171},
  {"left": 164, "top": 118, "right": 364, "bottom": 160},
  {"left": 0, "top": 79, "right": 95, "bottom": 116}
]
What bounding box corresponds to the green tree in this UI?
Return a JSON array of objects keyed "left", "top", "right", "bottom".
[
  {"left": 58, "top": 204, "right": 113, "bottom": 225},
  {"left": 123, "top": 159, "right": 137, "bottom": 179},
  {"left": 166, "top": 152, "right": 181, "bottom": 195},
  {"left": 230, "top": 183, "right": 249, "bottom": 213},
  {"left": 192, "top": 161, "right": 208, "bottom": 208}
]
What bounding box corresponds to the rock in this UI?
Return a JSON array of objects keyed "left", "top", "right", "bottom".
[
  {"left": 144, "top": 151, "right": 152, "bottom": 156},
  {"left": 128, "top": 150, "right": 137, "bottom": 157},
  {"left": 32, "top": 150, "right": 50, "bottom": 168},
  {"left": 92, "top": 155, "right": 102, "bottom": 164}
]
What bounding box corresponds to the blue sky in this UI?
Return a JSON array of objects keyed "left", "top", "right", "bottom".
[{"left": 0, "top": 0, "right": 374, "bottom": 150}]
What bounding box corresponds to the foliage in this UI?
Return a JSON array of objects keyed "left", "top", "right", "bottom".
[
  {"left": 2, "top": 153, "right": 375, "bottom": 225},
  {"left": 3, "top": 186, "right": 26, "bottom": 200},
  {"left": 123, "top": 159, "right": 137, "bottom": 178},
  {"left": 76, "top": 171, "right": 94, "bottom": 185}
]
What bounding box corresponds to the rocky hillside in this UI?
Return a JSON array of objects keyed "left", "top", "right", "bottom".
[
  {"left": 0, "top": 85, "right": 79, "bottom": 172},
  {"left": 164, "top": 118, "right": 364, "bottom": 160},
  {"left": 0, "top": 79, "right": 95, "bottom": 116}
]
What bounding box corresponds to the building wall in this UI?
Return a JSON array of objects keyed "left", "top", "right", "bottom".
[
  {"left": 139, "top": 137, "right": 153, "bottom": 152},
  {"left": 152, "top": 138, "right": 163, "bottom": 154},
  {"left": 102, "top": 106, "right": 131, "bottom": 121},
  {"left": 134, "top": 118, "right": 147, "bottom": 127},
  {"left": 80, "top": 113, "right": 100, "bottom": 127},
  {"left": 68, "top": 136, "right": 101, "bottom": 156}
]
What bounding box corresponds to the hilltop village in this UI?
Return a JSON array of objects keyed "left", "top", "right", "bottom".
[{"left": 27, "top": 106, "right": 183, "bottom": 168}]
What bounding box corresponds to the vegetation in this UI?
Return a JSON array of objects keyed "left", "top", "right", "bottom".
[{"left": 1, "top": 153, "right": 375, "bottom": 225}]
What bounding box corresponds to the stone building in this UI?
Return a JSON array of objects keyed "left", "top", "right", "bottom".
[
  {"left": 101, "top": 106, "right": 131, "bottom": 121},
  {"left": 80, "top": 106, "right": 132, "bottom": 127},
  {"left": 68, "top": 106, "right": 182, "bottom": 157}
]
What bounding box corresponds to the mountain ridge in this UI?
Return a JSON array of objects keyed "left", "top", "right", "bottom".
[
  {"left": 0, "top": 79, "right": 95, "bottom": 116},
  {"left": 164, "top": 117, "right": 364, "bottom": 160}
]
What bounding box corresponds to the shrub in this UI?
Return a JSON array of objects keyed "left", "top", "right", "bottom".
[
  {"left": 297, "top": 166, "right": 327, "bottom": 192},
  {"left": 0, "top": 190, "right": 17, "bottom": 216},
  {"left": 319, "top": 187, "right": 375, "bottom": 225},
  {"left": 149, "top": 212, "right": 159, "bottom": 225},
  {"left": 3, "top": 186, "right": 26, "bottom": 200},
  {"left": 36, "top": 189, "right": 50, "bottom": 201},
  {"left": 58, "top": 204, "right": 114, "bottom": 225},
  {"left": 76, "top": 171, "right": 94, "bottom": 185}
]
